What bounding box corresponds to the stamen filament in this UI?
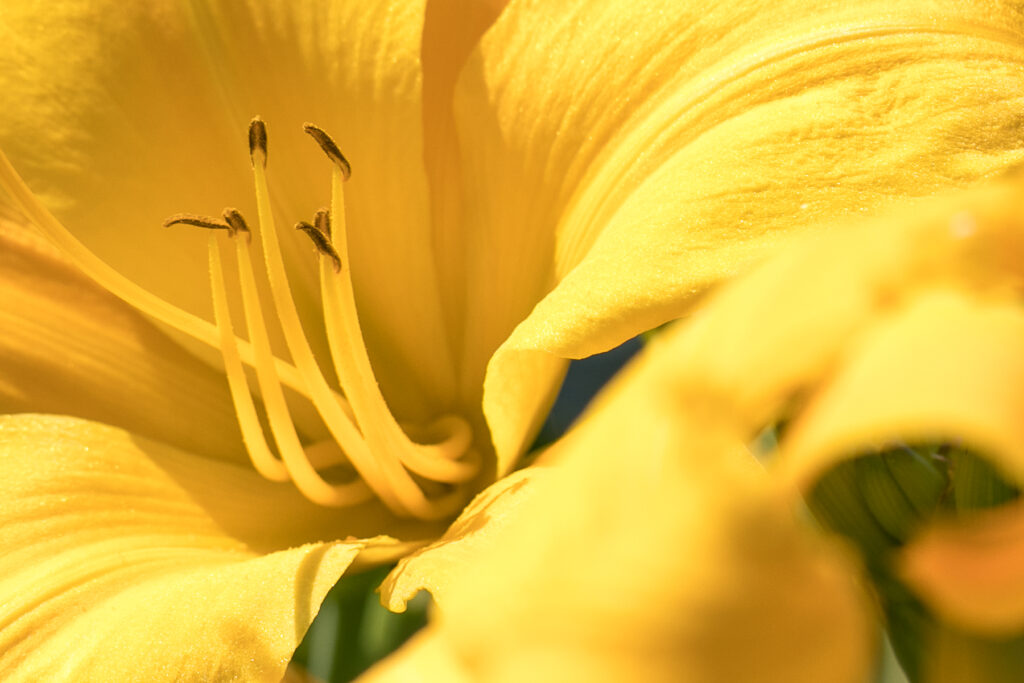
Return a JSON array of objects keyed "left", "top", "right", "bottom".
[
  {"left": 228, "top": 225, "right": 371, "bottom": 506},
  {"left": 323, "top": 164, "right": 478, "bottom": 505},
  {"left": 207, "top": 233, "right": 289, "bottom": 482},
  {"left": 249, "top": 125, "right": 420, "bottom": 514},
  {"left": 0, "top": 148, "right": 310, "bottom": 399},
  {"left": 317, "top": 203, "right": 478, "bottom": 484}
]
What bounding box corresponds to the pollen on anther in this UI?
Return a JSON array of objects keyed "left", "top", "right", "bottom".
[
  {"left": 302, "top": 123, "right": 351, "bottom": 180},
  {"left": 222, "top": 208, "right": 252, "bottom": 241},
  {"left": 296, "top": 220, "right": 342, "bottom": 272},
  {"left": 313, "top": 208, "right": 332, "bottom": 240},
  {"left": 163, "top": 213, "right": 232, "bottom": 232},
  {"left": 249, "top": 117, "right": 268, "bottom": 168}
]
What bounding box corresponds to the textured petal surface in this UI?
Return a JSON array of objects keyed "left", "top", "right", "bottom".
[
  {"left": 0, "top": 414, "right": 436, "bottom": 682},
  {"left": 0, "top": 217, "right": 245, "bottom": 461},
  {"left": 0, "top": 0, "right": 454, "bottom": 416},
  {"left": 374, "top": 322, "right": 873, "bottom": 683},
  {"left": 474, "top": 0, "right": 1024, "bottom": 469}
]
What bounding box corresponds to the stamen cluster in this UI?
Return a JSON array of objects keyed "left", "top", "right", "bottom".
[{"left": 166, "top": 118, "right": 478, "bottom": 520}]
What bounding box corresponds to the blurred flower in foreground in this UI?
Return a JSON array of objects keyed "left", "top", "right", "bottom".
[
  {"left": 369, "top": 175, "right": 1024, "bottom": 682},
  {"left": 0, "top": 0, "right": 1023, "bottom": 679}
]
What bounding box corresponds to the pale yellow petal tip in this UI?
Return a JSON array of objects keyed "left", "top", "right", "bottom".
[
  {"left": 350, "top": 536, "right": 430, "bottom": 572},
  {"left": 378, "top": 468, "right": 541, "bottom": 612},
  {"left": 901, "top": 502, "right": 1024, "bottom": 636},
  {"left": 781, "top": 289, "right": 1024, "bottom": 493},
  {"left": 358, "top": 627, "right": 471, "bottom": 683}
]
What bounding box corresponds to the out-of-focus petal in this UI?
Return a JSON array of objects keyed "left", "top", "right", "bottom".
[
  {"left": 784, "top": 291, "right": 1024, "bottom": 490},
  {"left": 673, "top": 176, "right": 1023, "bottom": 438},
  {"left": 641, "top": 172, "right": 1024, "bottom": 654},
  {"left": 0, "top": 414, "right": 437, "bottom": 682},
  {"left": 375, "top": 320, "right": 874, "bottom": 682},
  {"left": 358, "top": 626, "right": 472, "bottom": 683}
]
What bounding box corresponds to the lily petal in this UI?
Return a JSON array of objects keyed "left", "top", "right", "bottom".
[
  {"left": 379, "top": 467, "right": 540, "bottom": 612},
  {"left": 0, "top": 414, "right": 434, "bottom": 682},
  {"left": 663, "top": 176, "right": 1024, "bottom": 442},
  {"left": 376, "top": 321, "right": 873, "bottom": 682},
  {"left": 472, "top": 0, "right": 1024, "bottom": 468},
  {"left": 758, "top": 176, "right": 1024, "bottom": 490},
  {"left": 0, "top": 217, "right": 244, "bottom": 461},
  {"left": 356, "top": 626, "right": 472, "bottom": 682}
]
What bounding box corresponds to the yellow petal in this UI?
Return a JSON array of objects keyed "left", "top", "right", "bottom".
[
  {"left": 379, "top": 467, "right": 541, "bottom": 612},
  {"left": 902, "top": 502, "right": 1024, "bottom": 636},
  {"left": 377, "top": 321, "right": 873, "bottom": 682},
  {"left": 0, "top": 0, "right": 454, "bottom": 416},
  {"left": 626, "top": 173, "right": 1024, "bottom": 644},
  {"left": 474, "top": 0, "right": 1024, "bottom": 466},
  {"left": 0, "top": 217, "right": 244, "bottom": 461},
  {"left": 0, "top": 414, "right": 435, "bottom": 681},
  {"left": 670, "top": 176, "right": 1024, "bottom": 438},
  {"left": 359, "top": 626, "right": 473, "bottom": 683}
]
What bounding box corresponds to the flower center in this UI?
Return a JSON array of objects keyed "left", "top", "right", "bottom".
[{"left": 0, "top": 118, "right": 479, "bottom": 521}]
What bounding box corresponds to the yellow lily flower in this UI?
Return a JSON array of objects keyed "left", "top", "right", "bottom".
[
  {"left": 0, "top": 0, "right": 1022, "bottom": 679},
  {"left": 368, "top": 174, "right": 1024, "bottom": 682}
]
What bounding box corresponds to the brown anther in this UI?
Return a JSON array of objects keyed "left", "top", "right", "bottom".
[
  {"left": 302, "top": 123, "right": 351, "bottom": 180},
  {"left": 313, "top": 208, "right": 332, "bottom": 240},
  {"left": 222, "top": 208, "right": 252, "bottom": 241},
  {"left": 296, "top": 221, "right": 342, "bottom": 272},
  {"left": 163, "top": 213, "right": 232, "bottom": 232},
  {"left": 249, "top": 117, "right": 268, "bottom": 168}
]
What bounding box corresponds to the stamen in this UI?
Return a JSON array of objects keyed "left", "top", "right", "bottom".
[
  {"left": 0, "top": 148, "right": 310, "bottom": 398},
  {"left": 247, "top": 118, "right": 420, "bottom": 514},
  {"left": 163, "top": 213, "right": 232, "bottom": 232},
  {"left": 134, "top": 117, "right": 480, "bottom": 519},
  {"left": 222, "top": 208, "right": 252, "bottom": 241},
  {"left": 308, "top": 126, "right": 480, "bottom": 490},
  {"left": 249, "top": 116, "right": 268, "bottom": 168},
  {"left": 318, "top": 258, "right": 479, "bottom": 485},
  {"left": 3, "top": 113, "right": 480, "bottom": 519},
  {"left": 225, "top": 215, "right": 371, "bottom": 506},
  {"left": 302, "top": 123, "right": 351, "bottom": 180},
  {"left": 207, "top": 232, "right": 289, "bottom": 482},
  {"left": 296, "top": 220, "right": 341, "bottom": 273},
  {"left": 314, "top": 207, "right": 332, "bottom": 240}
]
